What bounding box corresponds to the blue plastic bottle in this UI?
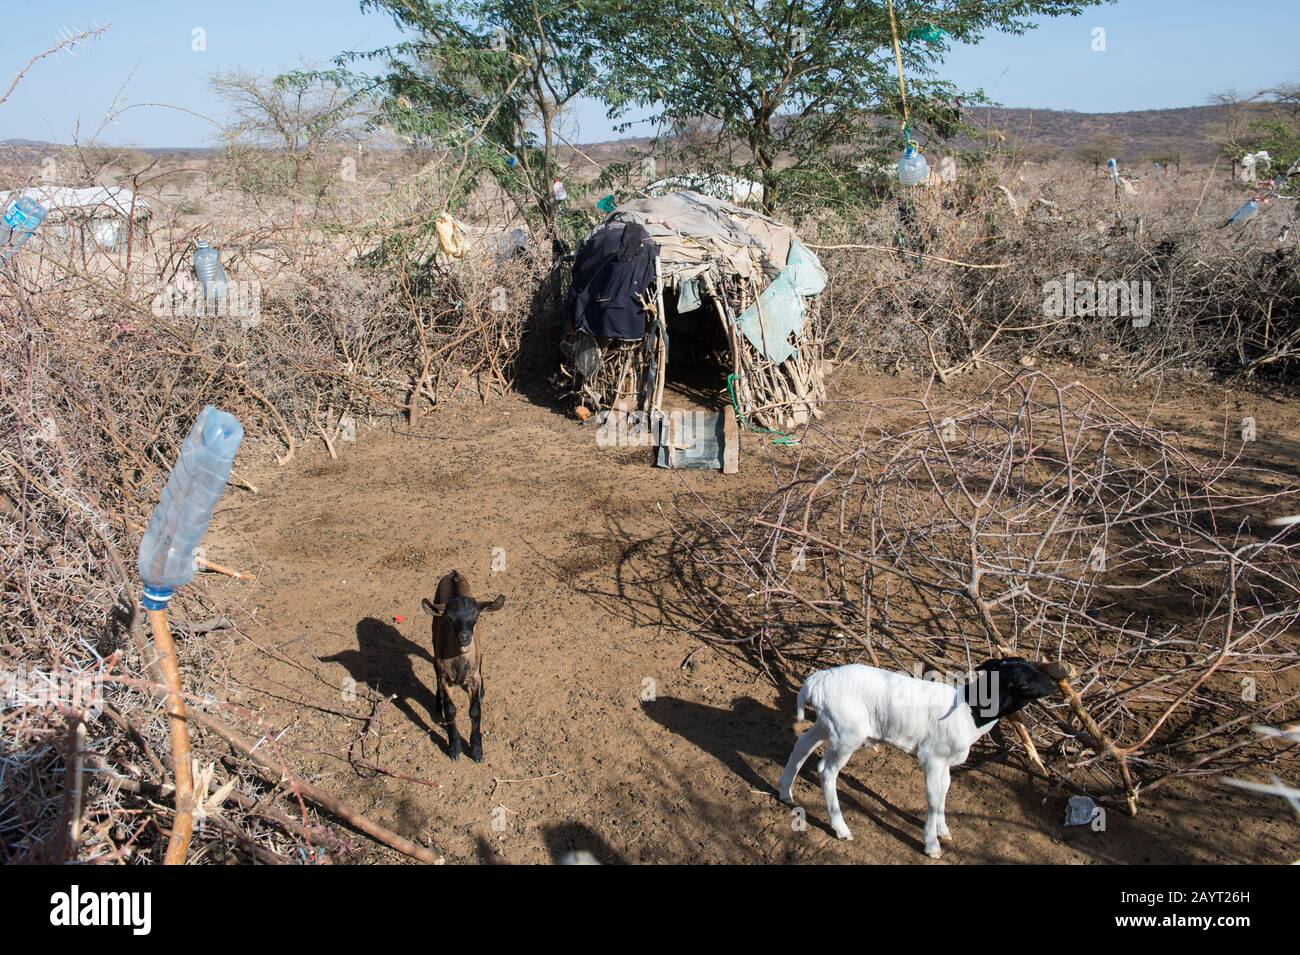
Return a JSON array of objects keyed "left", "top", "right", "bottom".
[
  {"left": 898, "top": 144, "right": 930, "bottom": 186},
  {"left": 137, "top": 406, "right": 244, "bottom": 609},
  {"left": 1225, "top": 199, "right": 1260, "bottom": 226},
  {"left": 1, "top": 196, "right": 48, "bottom": 261},
  {"left": 193, "top": 240, "right": 227, "bottom": 303}
]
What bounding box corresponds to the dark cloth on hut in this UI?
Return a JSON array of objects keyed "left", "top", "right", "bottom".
[{"left": 569, "top": 222, "right": 659, "bottom": 340}]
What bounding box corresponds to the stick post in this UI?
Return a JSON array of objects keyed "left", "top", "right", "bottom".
[{"left": 147, "top": 605, "right": 194, "bottom": 864}]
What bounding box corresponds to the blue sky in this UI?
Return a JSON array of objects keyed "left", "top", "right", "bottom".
[{"left": 1, "top": 0, "right": 1296, "bottom": 146}]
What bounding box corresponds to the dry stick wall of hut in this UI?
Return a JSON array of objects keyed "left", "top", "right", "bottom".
[{"left": 573, "top": 258, "right": 827, "bottom": 430}]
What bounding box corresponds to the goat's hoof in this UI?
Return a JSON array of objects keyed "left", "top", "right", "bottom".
[
  {"left": 939, "top": 831, "right": 954, "bottom": 844},
  {"left": 470, "top": 747, "right": 484, "bottom": 763},
  {"left": 448, "top": 748, "right": 461, "bottom": 761},
  {"left": 925, "top": 845, "right": 942, "bottom": 859},
  {"left": 832, "top": 826, "right": 853, "bottom": 841},
  {"left": 778, "top": 790, "right": 795, "bottom": 806}
]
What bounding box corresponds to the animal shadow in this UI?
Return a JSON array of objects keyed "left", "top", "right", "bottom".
[
  {"left": 640, "top": 695, "right": 792, "bottom": 794},
  {"left": 542, "top": 821, "right": 627, "bottom": 864},
  {"left": 642, "top": 693, "right": 925, "bottom": 850},
  {"left": 320, "top": 617, "right": 454, "bottom": 756}
]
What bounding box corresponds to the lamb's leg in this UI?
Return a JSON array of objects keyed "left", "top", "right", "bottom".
[
  {"left": 440, "top": 682, "right": 461, "bottom": 760},
  {"left": 819, "top": 742, "right": 859, "bottom": 840},
  {"left": 921, "top": 758, "right": 946, "bottom": 858},
  {"left": 937, "top": 763, "right": 953, "bottom": 843},
  {"left": 468, "top": 683, "right": 484, "bottom": 763},
  {"left": 778, "top": 723, "right": 826, "bottom": 804}
]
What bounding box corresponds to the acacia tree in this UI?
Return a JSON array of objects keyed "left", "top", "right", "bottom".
[
  {"left": 591, "top": 0, "right": 1103, "bottom": 215},
  {"left": 1074, "top": 133, "right": 1120, "bottom": 173},
  {"left": 211, "top": 69, "right": 369, "bottom": 214},
  {"left": 336, "top": 0, "right": 599, "bottom": 240}
]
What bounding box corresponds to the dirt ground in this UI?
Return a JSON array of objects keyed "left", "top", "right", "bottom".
[{"left": 199, "top": 365, "right": 1300, "bottom": 864}]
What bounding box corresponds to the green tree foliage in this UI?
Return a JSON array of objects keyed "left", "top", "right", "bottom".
[
  {"left": 320, "top": 0, "right": 600, "bottom": 247},
  {"left": 1252, "top": 83, "right": 1300, "bottom": 181},
  {"left": 590, "top": 0, "right": 1103, "bottom": 215}
]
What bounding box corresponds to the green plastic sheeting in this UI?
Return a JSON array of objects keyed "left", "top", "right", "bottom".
[
  {"left": 907, "top": 24, "right": 946, "bottom": 43},
  {"left": 734, "top": 240, "right": 827, "bottom": 365}
]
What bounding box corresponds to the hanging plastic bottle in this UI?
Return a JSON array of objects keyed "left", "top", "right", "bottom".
[
  {"left": 137, "top": 406, "right": 244, "bottom": 609},
  {"left": 193, "top": 240, "right": 227, "bottom": 303},
  {"left": 506, "top": 154, "right": 518, "bottom": 169},
  {"left": 1106, "top": 157, "right": 1120, "bottom": 181},
  {"left": 596, "top": 194, "right": 617, "bottom": 214},
  {"left": 1, "top": 195, "right": 48, "bottom": 262},
  {"left": 897, "top": 139, "right": 929, "bottom": 186},
  {"left": 552, "top": 178, "right": 568, "bottom": 204}
]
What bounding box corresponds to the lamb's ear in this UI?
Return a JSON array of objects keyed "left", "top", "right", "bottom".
[
  {"left": 479, "top": 594, "right": 505, "bottom": 613},
  {"left": 421, "top": 598, "right": 446, "bottom": 617}
]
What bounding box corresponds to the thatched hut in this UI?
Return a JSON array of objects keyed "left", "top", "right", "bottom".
[{"left": 564, "top": 191, "right": 827, "bottom": 432}]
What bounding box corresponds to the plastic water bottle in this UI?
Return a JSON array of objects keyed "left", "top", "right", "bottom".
[
  {"left": 1225, "top": 199, "right": 1260, "bottom": 227},
  {"left": 897, "top": 144, "right": 929, "bottom": 186},
  {"left": 193, "top": 240, "right": 227, "bottom": 303},
  {"left": 137, "top": 406, "right": 244, "bottom": 609},
  {"left": 1, "top": 196, "right": 48, "bottom": 262}
]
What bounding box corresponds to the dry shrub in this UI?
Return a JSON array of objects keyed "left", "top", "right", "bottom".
[
  {"left": 672, "top": 371, "right": 1300, "bottom": 806},
  {"left": 811, "top": 161, "right": 1300, "bottom": 382}
]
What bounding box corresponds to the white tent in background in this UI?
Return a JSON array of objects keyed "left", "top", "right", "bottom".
[
  {"left": 646, "top": 174, "right": 765, "bottom": 206},
  {"left": 0, "top": 185, "right": 151, "bottom": 251}
]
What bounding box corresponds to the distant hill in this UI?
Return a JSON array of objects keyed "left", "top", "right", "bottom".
[
  {"left": 0, "top": 103, "right": 1274, "bottom": 167},
  {"left": 572, "top": 104, "right": 1276, "bottom": 167},
  {"left": 963, "top": 105, "right": 1262, "bottom": 163}
]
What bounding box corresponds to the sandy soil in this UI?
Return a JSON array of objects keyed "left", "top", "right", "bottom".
[{"left": 199, "top": 366, "right": 1300, "bottom": 864}]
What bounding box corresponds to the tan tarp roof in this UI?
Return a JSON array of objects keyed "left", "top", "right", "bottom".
[{"left": 605, "top": 191, "right": 794, "bottom": 283}]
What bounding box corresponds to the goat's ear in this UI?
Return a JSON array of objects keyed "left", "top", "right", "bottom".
[
  {"left": 479, "top": 594, "right": 505, "bottom": 613},
  {"left": 421, "top": 598, "right": 446, "bottom": 617}
]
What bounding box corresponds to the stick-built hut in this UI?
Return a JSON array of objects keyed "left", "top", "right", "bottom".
[{"left": 563, "top": 191, "right": 828, "bottom": 432}]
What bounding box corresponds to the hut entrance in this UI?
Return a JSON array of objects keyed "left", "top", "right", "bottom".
[
  {"left": 662, "top": 284, "right": 731, "bottom": 411},
  {"left": 564, "top": 190, "right": 829, "bottom": 464}
]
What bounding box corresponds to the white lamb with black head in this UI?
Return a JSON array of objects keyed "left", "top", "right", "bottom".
[{"left": 778, "top": 658, "right": 1059, "bottom": 858}]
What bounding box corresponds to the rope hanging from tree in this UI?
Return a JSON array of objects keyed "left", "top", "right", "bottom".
[{"left": 885, "top": 0, "right": 914, "bottom": 148}]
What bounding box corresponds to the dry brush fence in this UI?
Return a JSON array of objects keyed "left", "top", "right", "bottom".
[
  {"left": 671, "top": 371, "right": 1300, "bottom": 809},
  {"left": 0, "top": 223, "right": 558, "bottom": 863},
  {"left": 813, "top": 164, "right": 1300, "bottom": 383}
]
